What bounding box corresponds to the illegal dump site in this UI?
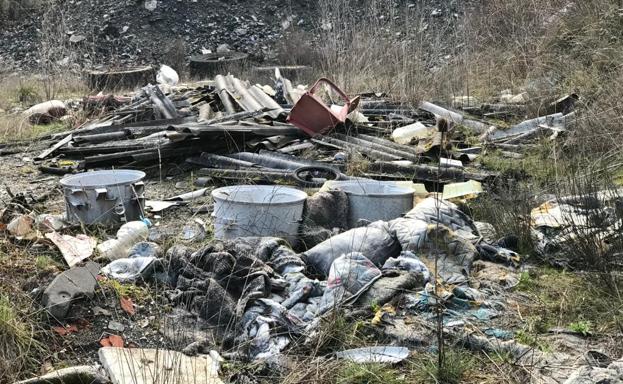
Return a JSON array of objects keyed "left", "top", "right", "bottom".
[{"left": 2, "top": 1, "right": 623, "bottom": 384}]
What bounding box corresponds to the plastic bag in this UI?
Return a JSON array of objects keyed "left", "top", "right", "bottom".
[
  {"left": 326, "top": 252, "right": 381, "bottom": 294},
  {"left": 318, "top": 252, "right": 381, "bottom": 313},
  {"left": 382, "top": 251, "right": 430, "bottom": 282},
  {"left": 156, "top": 64, "right": 179, "bottom": 86},
  {"left": 101, "top": 256, "right": 156, "bottom": 282}
]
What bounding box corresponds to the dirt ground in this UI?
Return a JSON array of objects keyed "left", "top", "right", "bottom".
[{"left": 0, "top": 137, "right": 229, "bottom": 375}]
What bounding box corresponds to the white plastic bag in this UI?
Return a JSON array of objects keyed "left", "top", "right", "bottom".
[{"left": 156, "top": 64, "right": 179, "bottom": 86}]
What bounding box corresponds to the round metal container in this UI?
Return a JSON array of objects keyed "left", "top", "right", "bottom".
[
  {"left": 330, "top": 180, "right": 414, "bottom": 228},
  {"left": 60, "top": 170, "right": 146, "bottom": 226},
  {"left": 212, "top": 185, "right": 307, "bottom": 244}
]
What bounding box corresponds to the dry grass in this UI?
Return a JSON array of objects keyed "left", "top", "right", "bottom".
[
  {"left": 0, "top": 294, "right": 46, "bottom": 382},
  {"left": 0, "top": 73, "right": 87, "bottom": 141},
  {"left": 264, "top": 347, "right": 515, "bottom": 384},
  {"left": 314, "top": 0, "right": 435, "bottom": 102}
]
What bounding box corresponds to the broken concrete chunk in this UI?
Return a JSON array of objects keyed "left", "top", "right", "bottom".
[
  {"left": 108, "top": 320, "right": 125, "bottom": 332},
  {"left": 42, "top": 261, "right": 100, "bottom": 320},
  {"left": 99, "top": 347, "right": 223, "bottom": 384}
]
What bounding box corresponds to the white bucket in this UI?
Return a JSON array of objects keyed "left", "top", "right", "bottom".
[
  {"left": 330, "top": 180, "right": 414, "bottom": 228},
  {"left": 211, "top": 185, "right": 308, "bottom": 243}
]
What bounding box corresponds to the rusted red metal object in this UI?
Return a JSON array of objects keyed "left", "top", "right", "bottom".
[{"left": 287, "top": 78, "right": 359, "bottom": 137}]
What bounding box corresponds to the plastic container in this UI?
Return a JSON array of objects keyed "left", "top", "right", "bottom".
[
  {"left": 96, "top": 221, "right": 149, "bottom": 260},
  {"left": 391, "top": 122, "right": 433, "bottom": 145},
  {"left": 330, "top": 180, "right": 414, "bottom": 228},
  {"left": 211, "top": 185, "right": 308, "bottom": 243},
  {"left": 60, "top": 170, "right": 146, "bottom": 225}
]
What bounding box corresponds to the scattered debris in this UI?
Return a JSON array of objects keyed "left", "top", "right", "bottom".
[
  {"left": 45, "top": 232, "right": 97, "bottom": 267},
  {"left": 0, "top": 70, "right": 596, "bottom": 382},
  {"left": 107, "top": 320, "right": 125, "bottom": 332},
  {"left": 7, "top": 215, "right": 36, "bottom": 239},
  {"left": 564, "top": 357, "right": 623, "bottom": 384},
  {"left": 51, "top": 324, "right": 78, "bottom": 336},
  {"left": 288, "top": 77, "right": 359, "bottom": 136},
  {"left": 391, "top": 121, "right": 432, "bottom": 144},
  {"left": 99, "top": 335, "right": 124, "bottom": 348},
  {"left": 443, "top": 180, "right": 483, "bottom": 201},
  {"left": 101, "top": 256, "right": 157, "bottom": 282},
  {"left": 531, "top": 189, "right": 623, "bottom": 266},
  {"left": 97, "top": 221, "right": 149, "bottom": 260},
  {"left": 23, "top": 100, "right": 67, "bottom": 124},
  {"left": 119, "top": 297, "right": 135, "bottom": 316},
  {"left": 156, "top": 64, "right": 180, "bottom": 86}
]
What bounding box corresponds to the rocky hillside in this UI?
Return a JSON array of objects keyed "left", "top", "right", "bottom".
[
  {"left": 0, "top": 0, "right": 317, "bottom": 71},
  {"left": 0, "top": 0, "right": 467, "bottom": 74}
]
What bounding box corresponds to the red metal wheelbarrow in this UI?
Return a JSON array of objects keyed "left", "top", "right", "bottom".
[{"left": 287, "top": 78, "right": 360, "bottom": 137}]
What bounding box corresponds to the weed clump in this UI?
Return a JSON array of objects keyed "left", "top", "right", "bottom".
[
  {"left": 0, "top": 295, "right": 44, "bottom": 382},
  {"left": 335, "top": 362, "right": 402, "bottom": 384},
  {"left": 516, "top": 269, "right": 623, "bottom": 335}
]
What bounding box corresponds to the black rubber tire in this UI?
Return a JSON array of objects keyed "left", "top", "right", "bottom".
[{"left": 293, "top": 165, "right": 342, "bottom": 188}]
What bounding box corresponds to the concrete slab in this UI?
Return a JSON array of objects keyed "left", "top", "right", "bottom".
[
  {"left": 99, "top": 347, "right": 223, "bottom": 384},
  {"left": 42, "top": 261, "right": 100, "bottom": 320}
]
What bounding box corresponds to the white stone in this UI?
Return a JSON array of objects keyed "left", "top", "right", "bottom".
[{"left": 145, "top": 0, "right": 157, "bottom": 11}]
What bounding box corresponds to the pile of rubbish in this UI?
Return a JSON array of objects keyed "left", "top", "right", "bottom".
[
  {"left": 531, "top": 188, "right": 623, "bottom": 267},
  {"left": 4, "top": 71, "right": 598, "bottom": 384},
  {"left": 0, "top": 0, "right": 315, "bottom": 70},
  {"left": 161, "top": 194, "right": 520, "bottom": 360},
  {"left": 24, "top": 73, "right": 580, "bottom": 188}
]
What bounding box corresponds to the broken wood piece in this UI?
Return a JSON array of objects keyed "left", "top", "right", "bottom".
[{"left": 35, "top": 134, "right": 73, "bottom": 160}]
